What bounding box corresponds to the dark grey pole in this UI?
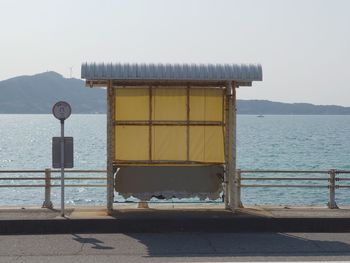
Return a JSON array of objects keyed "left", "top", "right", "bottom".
[
  {"left": 52, "top": 101, "right": 71, "bottom": 217},
  {"left": 60, "top": 119, "right": 65, "bottom": 217}
]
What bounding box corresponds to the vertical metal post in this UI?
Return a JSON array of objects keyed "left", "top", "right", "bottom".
[
  {"left": 186, "top": 86, "right": 190, "bottom": 161},
  {"left": 226, "top": 81, "right": 237, "bottom": 211},
  {"left": 224, "top": 90, "right": 230, "bottom": 209},
  {"left": 42, "top": 168, "right": 53, "bottom": 209},
  {"left": 328, "top": 169, "right": 338, "bottom": 209},
  {"left": 107, "top": 81, "right": 115, "bottom": 214},
  {"left": 229, "top": 83, "right": 237, "bottom": 210},
  {"left": 149, "top": 86, "right": 153, "bottom": 161},
  {"left": 60, "top": 120, "right": 65, "bottom": 217},
  {"left": 235, "top": 169, "right": 242, "bottom": 208}
]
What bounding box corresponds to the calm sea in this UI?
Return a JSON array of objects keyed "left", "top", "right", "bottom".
[{"left": 0, "top": 114, "right": 349, "bottom": 206}]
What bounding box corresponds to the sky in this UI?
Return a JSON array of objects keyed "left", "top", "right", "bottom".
[{"left": 1, "top": 0, "right": 349, "bottom": 106}]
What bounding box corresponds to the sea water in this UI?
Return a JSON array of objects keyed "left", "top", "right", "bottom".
[{"left": 0, "top": 114, "right": 349, "bottom": 206}]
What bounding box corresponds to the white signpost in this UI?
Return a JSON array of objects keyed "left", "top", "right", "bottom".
[{"left": 52, "top": 101, "right": 72, "bottom": 217}]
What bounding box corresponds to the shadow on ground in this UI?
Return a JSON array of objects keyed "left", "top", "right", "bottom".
[
  {"left": 72, "top": 234, "right": 114, "bottom": 250},
  {"left": 124, "top": 232, "right": 350, "bottom": 258}
]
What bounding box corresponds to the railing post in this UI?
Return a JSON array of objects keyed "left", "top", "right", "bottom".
[
  {"left": 327, "top": 169, "right": 338, "bottom": 209},
  {"left": 42, "top": 168, "right": 53, "bottom": 209},
  {"left": 235, "top": 169, "right": 243, "bottom": 208},
  {"left": 224, "top": 166, "right": 229, "bottom": 209}
]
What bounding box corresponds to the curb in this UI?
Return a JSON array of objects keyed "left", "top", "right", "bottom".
[{"left": 1, "top": 217, "right": 350, "bottom": 235}]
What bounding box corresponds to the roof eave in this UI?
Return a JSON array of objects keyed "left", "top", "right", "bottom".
[{"left": 84, "top": 79, "right": 252, "bottom": 88}]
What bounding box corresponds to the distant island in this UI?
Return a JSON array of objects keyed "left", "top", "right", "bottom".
[
  {"left": 0, "top": 71, "right": 105, "bottom": 114},
  {"left": 1, "top": 71, "right": 350, "bottom": 115},
  {"left": 238, "top": 100, "right": 350, "bottom": 115}
]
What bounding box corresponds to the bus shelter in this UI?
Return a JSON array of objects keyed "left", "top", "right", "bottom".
[{"left": 81, "top": 63, "right": 262, "bottom": 213}]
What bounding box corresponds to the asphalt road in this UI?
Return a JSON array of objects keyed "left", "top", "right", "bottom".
[{"left": 1, "top": 233, "right": 350, "bottom": 262}]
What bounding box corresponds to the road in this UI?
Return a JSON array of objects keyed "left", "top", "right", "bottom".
[{"left": 1, "top": 233, "right": 350, "bottom": 262}]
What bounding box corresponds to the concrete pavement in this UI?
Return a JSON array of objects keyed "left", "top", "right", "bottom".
[
  {"left": 2, "top": 206, "right": 350, "bottom": 261},
  {"left": 1, "top": 205, "right": 350, "bottom": 234},
  {"left": 1, "top": 232, "right": 350, "bottom": 262}
]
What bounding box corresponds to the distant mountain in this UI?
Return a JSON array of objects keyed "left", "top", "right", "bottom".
[
  {"left": 1, "top": 71, "right": 350, "bottom": 114},
  {"left": 238, "top": 100, "right": 350, "bottom": 115},
  {"left": 0, "top": 71, "right": 105, "bottom": 113}
]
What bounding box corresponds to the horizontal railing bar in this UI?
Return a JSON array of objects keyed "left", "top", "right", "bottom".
[
  {"left": 51, "top": 185, "right": 106, "bottom": 187},
  {"left": 0, "top": 184, "right": 106, "bottom": 188},
  {"left": 338, "top": 178, "right": 350, "bottom": 181},
  {"left": 0, "top": 177, "right": 106, "bottom": 180},
  {"left": 0, "top": 185, "right": 46, "bottom": 187},
  {"left": 51, "top": 177, "right": 106, "bottom": 180},
  {"left": 240, "top": 170, "right": 331, "bottom": 174},
  {"left": 241, "top": 177, "right": 328, "bottom": 181},
  {"left": 0, "top": 170, "right": 46, "bottom": 173},
  {"left": 241, "top": 184, "right": 328, "bottom": 188},
  {"left": 0, "top": 170, "right": 106, "bottom": 173},
  {"left": 51, "top": 170, "right": 106, "bottom": 173},
  {"left": 337, "top": 185, "right": 350, "bottom": 188},
  {"left": 0, "top": 177, "right": 45, "bottom": 180},
  {"left": 1, "top": 169, "right": 348, "bottom": 174}
]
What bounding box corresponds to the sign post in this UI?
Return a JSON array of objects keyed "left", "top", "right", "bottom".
[{"left": 52, "top": 101, "right": 72, "bottom": 217}]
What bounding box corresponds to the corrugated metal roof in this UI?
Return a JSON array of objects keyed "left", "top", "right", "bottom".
[{"left": 81, "top": 63, "right": 262, "bottom": 82}]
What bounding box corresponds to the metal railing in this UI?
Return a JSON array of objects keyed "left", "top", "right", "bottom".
[
  {"left": 0, "top": 169, "right": 106, "bottom": 208},
  {"left": 0, "top": 168, "right": 349, "bottom": 209},
  {"left": 235, "top": 169, "right": 350, "bottom": 209}
]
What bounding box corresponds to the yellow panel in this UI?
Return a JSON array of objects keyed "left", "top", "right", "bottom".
[
  {"left": 189, "top": 89, "right": 205, "bottom": 121},
  {"left": 153, "top": 88, "right": 186, "bottom": 120},
  {"left": 153, "top": 126, "right": 186, "bottom": 160},
  {"left": 115, "top": 126, "right": 149, "bottom": 160},
  {"left": 189, "top": 126, "right": 224, "bottom": 163},
  {"left": 115, "top": 88, "right": 149, "bottom": 120},
  {"left": 190, "top": 88, "right": 223, "bottom": 121},
  {"left": 189, "top": 126, "right": 205, "bottom": 162},
  {"left": 113, "top": 87, "right": 225, "bottom": 164},
  {"left": 204, "top": 89, "right": 224, "bottom": 121},
  {"left": 204, "top": 126, "right": 225, "bottom": 162}
]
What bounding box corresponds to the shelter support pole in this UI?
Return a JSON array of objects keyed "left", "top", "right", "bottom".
[
  {"left": 226, "top": 81, "right": 237, "bottom": 211},
  {"left": 107, "top": 81, "right": 115, "bottom": 214},
  {"left": 224, "top": 89, "right": 230, "bottom": 209}
]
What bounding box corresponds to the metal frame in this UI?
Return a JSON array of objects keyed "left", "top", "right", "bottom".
[
  {"left": 235, "top": 169, "right": 350, "bottom": 209},
  {"left": 107, "top": 84, "right": 231, "bottom": 211},
  {"left": 87, "top": 80, "right": 252, "bottom": 88},
  {"left": 107, "top": 81, "right": 115, "bottom": 213},
  {"left": 0, "top": 168, "right": 348, "bottom": 209},
  {"left": 114, "top": 120, "right": 224, "bottom": 126},
  {"left": 112, "top": 86, "right": 226, "bottom": 166},
  {"left": 82, "top": 62, "right": 262, "bottom": 213},
  {"left": 224, "top": 85, "right": 230, "bottom": 209},
  {"left": 149, "top": 86, "right": 153, "bottom": 161},
  {"left": 113, "top": 160, "right": 224, "bottom": 165},
  {"left": 225, "top": 81, "right": 237, "bottom": 211},
  {"left": 107, "top": 83, "right": 236, "bottom": 211},
  {"left": 186, "top": 86, "right": 190, "bottom": 161},
  {"left": 0, "top": 169, "right": 106, "bottom": 208}
]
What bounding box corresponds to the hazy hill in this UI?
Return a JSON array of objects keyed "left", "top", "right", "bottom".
[
  {"left": 0, "top": 71, "right": 105, "bottom": 113},
  {"left": 0, "top": 71, "right": 350, "bottom": 115},
  {"left": 238, "top": 100, "right": 350, "bottom": 115}
]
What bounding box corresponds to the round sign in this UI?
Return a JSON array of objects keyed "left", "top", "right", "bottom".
[{"left": 52, "top": 101, "right": 71, "bottom": 120}]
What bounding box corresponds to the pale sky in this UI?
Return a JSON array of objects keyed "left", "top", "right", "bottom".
[{"left": 1, "top": 0, "right": 349, "bottom": 106}]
